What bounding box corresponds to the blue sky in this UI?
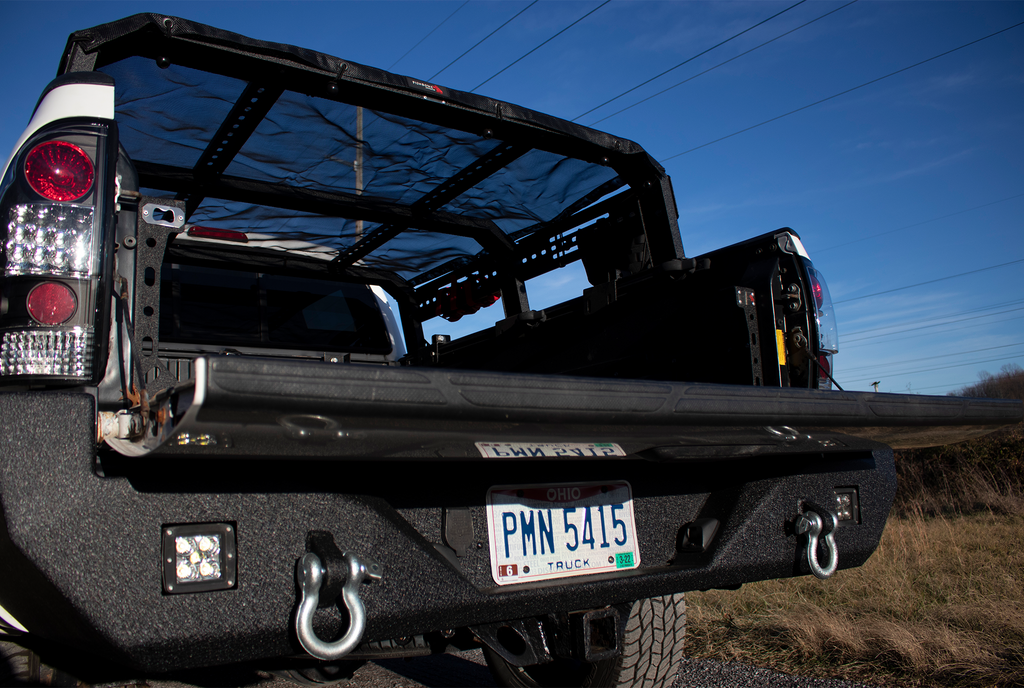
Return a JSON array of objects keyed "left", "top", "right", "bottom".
[{"left": 2, "top": 1, "right": 1022, "bottom": 395}]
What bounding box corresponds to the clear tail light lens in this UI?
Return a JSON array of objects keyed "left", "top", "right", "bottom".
[
  {"left": 6, "top": 204, "right": 96, "bottom": 277},
  {"left": 1, "top": 327, "right": 93, "bottom": 377},
  {"left": 806, "top": 267, "right": 838, "bottom": 354},
  {"left": 24, "top": 141, "right": 94, "bottom": 202},
  {"left": 806, "top": 266, "right": 838, "bottom": 390}
]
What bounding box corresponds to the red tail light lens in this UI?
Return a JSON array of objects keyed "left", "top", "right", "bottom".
[
  {"left": 27, "top": 282, "right": 78, "bottom": 325},
  {"left": 808, "top": 271, "right": 824, "bottom": 310},
  {"left": 818, "top": 353, "right": 831, "bottom": 377},
  {"left": 24, "top": 141, "right": 94, "bottom": 201},
  {"left": 818, "top": 353, "right": 833, "bottom": 390}
]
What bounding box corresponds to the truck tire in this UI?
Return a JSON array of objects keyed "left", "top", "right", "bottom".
[{"left": 483, "top": 594, "right": 686, "bottom": 688}]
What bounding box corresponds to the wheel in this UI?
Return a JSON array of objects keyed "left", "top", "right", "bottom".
[{"left": 483, "top": 594, "right": 686, "bottom": 688}]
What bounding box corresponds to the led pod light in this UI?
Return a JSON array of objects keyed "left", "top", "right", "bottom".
[
  {"left": 162, "top": 523, "right": 237, "bottom": 594},
  {"left": 834, "top": 488, "right": 860, "bottom": 524}
]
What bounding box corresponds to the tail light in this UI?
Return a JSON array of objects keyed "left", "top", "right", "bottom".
[
  {"left": 24, "top": 141, "right": 95, "bottom": 201},
  {"left": 435, "top": 278, "right": 500, "bottom": 322},
  {"left": 26, "top": 282, "right": 77, "bottom": 324},
  {"left": 1, "top": 125, "right": 113, "bottom": 384},
  {"left": 818, "top": 353, "right": 833, "bottom": 389},
  {"left": 186, "top": 226, "right": 248, "bottom": 242},
  {"left": 805, "top": 266, "right": 838, "bottom": 389}
]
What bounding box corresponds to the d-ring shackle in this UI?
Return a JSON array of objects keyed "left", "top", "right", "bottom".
[
  {"left": 295, "top": 551, "right": 382, "bottom": 660},
  {"left": 795, "top": 508, "right": 838, "bottom": 580}
]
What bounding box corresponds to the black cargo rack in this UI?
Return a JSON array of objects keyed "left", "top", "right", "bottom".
[{"left": 61, "top": 14, "right": 684, "bottom": 345}]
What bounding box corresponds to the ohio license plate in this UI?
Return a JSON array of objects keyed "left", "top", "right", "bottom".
[{"left": 486, "top": 481, "right": 640, "bottom": 585}]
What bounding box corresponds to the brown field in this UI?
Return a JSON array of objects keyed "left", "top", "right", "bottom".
[{"left": 685, "top": 377, "right": 1024, "bottom": 688}]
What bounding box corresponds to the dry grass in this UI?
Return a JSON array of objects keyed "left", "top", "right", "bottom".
[
  {"left": 686, "top": 513, "right": 1024, "bottom": 686},
  {"left": 685, "top": 421, "right": 1024, "bottom": 687},
  {"left": 893, "top": 422, "right": 1024, "bottom": 518}
]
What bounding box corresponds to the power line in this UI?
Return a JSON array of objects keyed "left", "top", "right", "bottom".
[
  {"left": 833, "top": 257, "right": 1024, "bottom": 305},
  {"left": 472, "top": 0, "right": 612, "bottom": 92},
  {"left": 842, "top": 314, "right": 1024, "bottom": 349},
  {"left": 907, "top": 380, "right": 980, "bottom": 393},
  {"left": 590, "top": 0, "right": 859, "bottom": 126},
  {"left": 573, "top": 0, "right": 808, "bottom": 121},
  {"left": 661, "top": 19, "right": 1024, "bottom": 161},
  {"left": 389, "top": 1, "right": 470, "bottom": 71},
  {"left": 842, "top": 305, "right": 1024, "bottom": 343},
  {"left": 841, "top": 341, "right": 1024, "bottom": 374},
  {"left": 429, "top": 0, "right": 539, "bottom": 81},
  {"left": 843, "top": 298, "right": 1024, "bottom": 337},
  {"left": 817, "top": 192, "right": 1024, "bottom": 253},
  {"left": 841, "top": 353, "right": 1024, "bottom": 384}
]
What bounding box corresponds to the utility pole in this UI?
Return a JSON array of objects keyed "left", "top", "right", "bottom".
[
  {"left": 355, "top": 106, "right": 363, "bottom": 241},
  {"left": 871, "top": 381, "right": 880, "bottom": 393}
]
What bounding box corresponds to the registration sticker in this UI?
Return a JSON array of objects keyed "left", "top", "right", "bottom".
[
  {"left": 486, "top": 481, "right": 640, "bottom": 585},
  {"left": 476, "top": 442, "right": 626, "bottom": 459}
]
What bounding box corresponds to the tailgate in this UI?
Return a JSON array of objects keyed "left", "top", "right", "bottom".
[{"left": 127, "top": 356, "right": 1023, "bottom": 458}]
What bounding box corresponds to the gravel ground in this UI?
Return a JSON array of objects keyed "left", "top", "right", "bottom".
[
  {"left": 143, "top": 649, "right": 880, "bottom": 688},
  {"left": 348, "top": 650, "right": 882, "bottom": 688},
  {"left": 4, "top": 639, "right": 881, "bottom": 688}
]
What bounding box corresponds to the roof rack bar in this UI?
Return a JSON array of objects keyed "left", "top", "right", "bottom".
[
  {"left": 332, "top": 142, "right": 529, "bottom": 268},
  {"left": 135, "top": 161, "right": 516, "bottom": 256},
  {"left": 411, "top": 187, "right": 633, "bottom": 297},
  {"left": 180, "top": 82, "right": 285, "bottom": 219}
]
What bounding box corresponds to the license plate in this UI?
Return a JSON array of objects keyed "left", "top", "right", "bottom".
[
  {"left": 476, "top": 442, "right": 626, "bottom": 459},
  {"left": 486, "top": 481, "right": 640, "bottom": 586}
]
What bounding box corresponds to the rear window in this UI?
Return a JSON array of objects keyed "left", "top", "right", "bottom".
[{"left": 159, "top": 264, "right": 391, "bottom": 353}]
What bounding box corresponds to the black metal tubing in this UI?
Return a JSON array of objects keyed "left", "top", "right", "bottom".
[
  {"left": 408, "top": 180, "right": 630, "bottom": 293},
  {"left": 130, "top": 356, "right": 1024, "bottom": 461},
  {"left": 411, "top": 190, "right": 636, "bottom": 319},
  {"left": 63, "top": 16, "right": 656, "bottom": 172}
]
